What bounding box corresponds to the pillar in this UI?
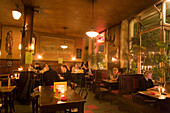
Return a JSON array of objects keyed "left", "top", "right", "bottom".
[{"left": 20, "top": 6, "right": 34, "bottom": 70}]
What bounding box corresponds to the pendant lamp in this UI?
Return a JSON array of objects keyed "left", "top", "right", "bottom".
[
  {"left": 86, "top": 0, "right": 98, "bottom": 37},
  {"left": 60, "top": 27, "right": 68, "bottom": 49},
  {"left": 12, "top": 4, "right": 21, "bottom": 20}
]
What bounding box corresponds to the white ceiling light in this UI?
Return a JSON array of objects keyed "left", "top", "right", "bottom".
[
  {"left": 60, "top": 45, "right": 68, "bottom": 49},
  {"left": 12, "top": 4, "right": 21, "bottom": 20},
  {"left": 86, "top": 27, "right": 99, "bottom": 37},
  {"left": 12, "top": 10, "right": 21, "bottom": 20},
  {"left": 86, "top": 0, "right": 98, "bottom": 37},
  {"left": 60, "top": 27, "right": 68, "bottom": 49}
]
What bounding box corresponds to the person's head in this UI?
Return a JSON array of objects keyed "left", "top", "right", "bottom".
[
  {"left": 75, "top": 64, "right": 78, "bottom": 68},
  {"left": 112, "top": 68, "right": 118, "bottom": 75},
  {"left": 144, "top": 70, "right": 152, "bottom": 79},
  {"left": 63, "top": 65, "right": 68, "bottom": 72},
  {"left": 44, "top": 64, "right": 49, "bottom": 68},
  {"left": 35, "top": 63, "right": 40, "bottom": 67}
]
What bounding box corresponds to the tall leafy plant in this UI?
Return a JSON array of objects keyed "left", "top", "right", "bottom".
[{"left": 149, "top": 41, "right": 170, "bottom": 80}]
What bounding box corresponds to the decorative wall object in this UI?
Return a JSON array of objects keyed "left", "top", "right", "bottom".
[
  {"left": 76, "top": 49, "right": 82, "bottom": 59},
  {"left": 40, "top": 36, "right": 75, "bottom": 61},
  {"left": 0, "top": 26, "right": 21, "bottom": 59},
  {"left": 6, "top": 60, "right": 13, "bottom": 67}
]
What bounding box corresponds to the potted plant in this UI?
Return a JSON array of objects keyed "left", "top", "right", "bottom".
[{"left": 149, "top": 41, "right": 170, "bottom": 84}]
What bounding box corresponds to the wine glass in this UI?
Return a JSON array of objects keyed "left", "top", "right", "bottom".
[{"left": 158, "top": 86, "right": 165, "bottom": 95}]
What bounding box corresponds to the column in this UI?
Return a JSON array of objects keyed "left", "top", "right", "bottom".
[{"left": 20, "top": 6, "right": 34, "bottom": 70}]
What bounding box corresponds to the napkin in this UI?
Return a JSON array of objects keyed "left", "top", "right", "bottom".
[
  {"left": 61, "top": 97, "right": 67, "bottom": 101},
  {"left": 150, "top": 92, "right": 155, "bottom": 95}
]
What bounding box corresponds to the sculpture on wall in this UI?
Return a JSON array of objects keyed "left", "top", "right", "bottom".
[{"left": 5, "top": 30, "right": 13, "bottom": 55}]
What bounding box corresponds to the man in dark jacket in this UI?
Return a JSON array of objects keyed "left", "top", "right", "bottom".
[{"left": 42, "top": 66, "right": 60, "bottom": 86}]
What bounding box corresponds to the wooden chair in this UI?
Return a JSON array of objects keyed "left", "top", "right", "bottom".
[
  {"left": 94, "top": 81, "right": 109, "bottom": 104},
  {"left": 30, "top": 91, "right": 39, "bottom": 113},
  {"left": 65, "top": 88, "right": 88, "bottom": 113}
]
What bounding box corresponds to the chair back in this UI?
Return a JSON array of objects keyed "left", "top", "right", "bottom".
[
  {"left": 94, "top": 70, "right": 109, "bottom": 81},
  {"left": 78, "top": 88, "right": 88, "bottom": 99},
  {"left": 119, "top": 74, "right": 143, "bottom": 95}
]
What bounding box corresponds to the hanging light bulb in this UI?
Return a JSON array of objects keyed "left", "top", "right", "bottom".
[
  {"left": 60, "top": 44, "right": 68, "bottom": 49},
  {"left": 12, "top": 4, "right": 21, "bottom": 20},
  {"left": 60, "top": 27, "right": 68, "bottom": 49},
  {"left": 12, "top": 10, "right": 21, "bottom": 20},
  {"left": 86, "top": 0, "right": 98, "bottom": 37},
  {"left": 86, "top": 27, "right": 99, "bottom": 37}
]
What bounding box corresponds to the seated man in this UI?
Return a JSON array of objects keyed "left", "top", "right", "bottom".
[
  {"left": 33, "top": 63, "right": 42, "bottom": 71},
  {"left": 139, "top": 70, "right": 158, "bottom": 91},
  {"left": 42, "top": 66, "right": 60, "bottom": 86}
]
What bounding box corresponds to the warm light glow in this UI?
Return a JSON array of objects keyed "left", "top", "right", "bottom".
[
  {"left": 38, "top": 55, "right": 42, "bottom": 59},
  {"left": 166, "top": 0, "right": 170, "bottom": 2},
  {"left": 112, "top": 57, "right": 116, "bottom": 62},
  {"left": 30, "top": 43, "right": 34, "bottom": 50},
  {"left": 14, "top": 73, "right": 17, "bottom": 77},
  {"left": 72, "top": 57, "right": 76, "bottom": 60},
  {"left": 86, "top": 30, "right": 99, "bottom": 37},
  {"left": 60, "top": 45, "right": 68, "bottom": 49},
  {"left": 0, "top": 51, "right": 1, "bottom": 56},
  {"left": 18, "top": 66, "right": 23, "bottom": 71},
  {"left": 61, "top": 90, "right": 65, "bottom": 93},
  {"left": 19, "top": 43, "right": 21, "bottom": 50},
  {"left": 12, "top": 10, "right": 21, "bottom": 20},
  {"left": 158, "top": 87, "right": 165, "bottom": 94}
]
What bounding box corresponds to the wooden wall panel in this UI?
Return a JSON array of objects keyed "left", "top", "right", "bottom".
[{"left": 0, "top": 59, "right": 79, "bottom": 74}]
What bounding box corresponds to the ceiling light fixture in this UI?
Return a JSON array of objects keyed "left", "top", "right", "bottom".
[
  {"left": 60, "top": 44, "right": 68, "bottom": 49},
  {"left": 86, "top": 0, "right": 99, "bottom": 37},
  {"left": 60, "top": 27, "right": 68, "bottom": 49},
  {"left": 12, "top": 4, "right": 21, "bottom": 20}
]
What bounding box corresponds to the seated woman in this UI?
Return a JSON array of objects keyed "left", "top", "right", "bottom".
[
  {"left": 139, "top": 70, "right": 158, "bottom": 91},
  {"left": 71, "top": 64, "right": 79, "bottom": 73},
  {"left": 81, "top": 63, "right": 89, "bottom": 75},
  {"left": 40, "top": 64, "right": 49, "bottom": 73},
  {"left": 107, "top": 68, "right": 120, "bottom": 81}
]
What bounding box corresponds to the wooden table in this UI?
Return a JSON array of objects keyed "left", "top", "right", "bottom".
[
  {"left": 0, "top": 86, "right": 16, "bottom": 113},
  {"left": 35, "top": 86, "right": 86, "bottom": 113},
  {"left": 138, "top": 90, "right": 170, "bottom": 113},
  {"left": 138, "top": 90, "right": 170, "bottom": 100},
  {"left": 102, "top": 79, "right": 119, "bottom": 91}
]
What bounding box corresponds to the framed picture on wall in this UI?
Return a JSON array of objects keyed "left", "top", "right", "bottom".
[{"left": 76, "top": 49, "right": 82, "bottom": 59}]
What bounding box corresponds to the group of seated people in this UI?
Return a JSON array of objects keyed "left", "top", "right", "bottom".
[
  {"left": 107, "top": 67, "right": 158, "bottom": 91},
  {"left": 33, "top": 61, "right": 158, "bottom": 92},
  {"left": 71, "top": 61, "right": 91, "bottom": 75},
  {"left": 31, "top": 62, "right": 92, "bottom": 86}
]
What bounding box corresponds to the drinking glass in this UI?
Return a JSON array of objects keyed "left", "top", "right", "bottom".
[{"left": 158, "top": 86, "right": 165, "bottom": 95}]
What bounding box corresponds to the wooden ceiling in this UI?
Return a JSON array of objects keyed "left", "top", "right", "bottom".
[{"left": 0, "top": 0, "right": 160, "bottom": 38}]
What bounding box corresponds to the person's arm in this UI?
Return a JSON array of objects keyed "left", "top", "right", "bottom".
[
  {"left": 146, "top": 79, "right": 158, "bottom": 90},
  {"left": 107, "top": 75, "right": 110, "bottom": 80}
]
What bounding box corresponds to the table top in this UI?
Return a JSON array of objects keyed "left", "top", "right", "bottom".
[
  {"left": 36, "top": 86, "right": 86, "bottom": 107},
  {"left": 0, "top": 74, "right": 10, "bottom": 77},
  {"left": 102, "top": 79, "right": 118, "bottom": 84},
  {"left": 0, "top": 86, "right": 16, "bottom": 93},
  {"left": 138, "top": 90, "right": 170, "bottom": 100}
]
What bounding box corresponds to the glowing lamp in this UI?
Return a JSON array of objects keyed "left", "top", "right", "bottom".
[{"left": 12, "top": 10, "right": 21, "bottom": 20}]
